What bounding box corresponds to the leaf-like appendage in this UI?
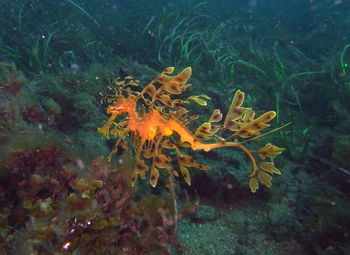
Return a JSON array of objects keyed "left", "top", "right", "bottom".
[
  {"left": 195, "top": 122, "right": 212, "bottom": 138},
  {"left": 258, "top": 171, "right": 272, "bottom": 188},
  {"left": 187, "top": 95, "right": 211, "bottom": 106},
  {"left": 224, "top": 90, "right": 247, "bottom": 127},
  {"left": 178, "top": 153, "right": 211, "bottom": 170},
  {"left": 259, "top": 162, "right": 282, "bottom": 175},
  {"left": 257, "top": 143, "right": 285, "bottom": 159},
  {"left": 161, "top": 139, "right": 176, "bottom": 149},
  {"left": 157, "top": 94, "right": 173, "bottom": 107},
  {"left": 135, "top": 160, "right": 148, "bottom": 177},
  {"left": 150, "top": 166, "right": 160, "bottom": 187},
  {"left": 180, "top": 166, "right": 191, "bottom": 185},
  {"left": 163, "top": 67, "right": 174, "bottom": 74},
  {"left": 232, "top": 111, "right": 276, "bottom": 138},
  {"left": 142, "top": 84, "right": 157, "bottom": 97},
  {"left": 154, "top": 154, "right": 171, "bottom": 168},
  {"left": 209, "top": 109, "right": 222, "bottom": 123},
  {"left": 249, "top": 177, "right": 259, "bottom": 193},
  {"left": 173, "top": 67, "right": 192, "bottom": 83},
  {"left": 163, "top": 80, "right": 183, "bottom": 94},
  {"left": 167, "top": 167, "right": 179, "bottom": 177}
]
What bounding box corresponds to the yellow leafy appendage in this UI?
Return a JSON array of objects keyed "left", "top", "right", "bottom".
[{"left": 98, "top": 67, "right": 284, "bottom": 192}]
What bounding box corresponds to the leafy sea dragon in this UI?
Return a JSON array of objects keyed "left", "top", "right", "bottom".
[{"left": 98, "top": 67, "right": 284, "bottom": 192}]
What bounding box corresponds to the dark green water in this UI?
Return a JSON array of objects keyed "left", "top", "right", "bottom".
[{"left": 0, "top": 1, "right": 349, "bottom": 254}]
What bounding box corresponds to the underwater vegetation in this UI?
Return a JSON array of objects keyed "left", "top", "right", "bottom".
[{"left": 2, "top": 151, "right": 196, "bottom": 254}]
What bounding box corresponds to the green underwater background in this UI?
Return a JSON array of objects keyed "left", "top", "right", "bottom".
[{"left": 1, "top": 0, "right": 350, "bottom": 254}]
